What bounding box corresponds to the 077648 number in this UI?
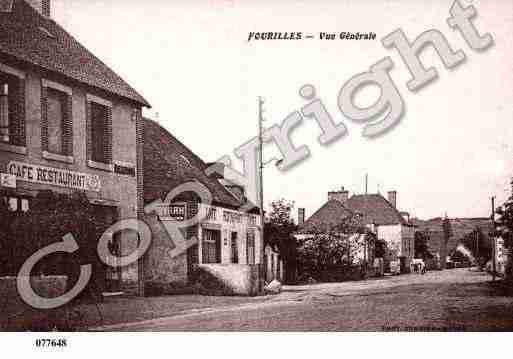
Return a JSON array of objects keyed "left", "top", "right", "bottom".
[{"left": 35, "top": 339, "right": 67, "bottom": 348}]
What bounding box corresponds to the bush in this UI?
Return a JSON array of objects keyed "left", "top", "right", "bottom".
[{"left": 0, "top": 191, "right": 108, "bottom": 299}]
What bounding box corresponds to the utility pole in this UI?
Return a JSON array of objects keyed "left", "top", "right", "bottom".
[
  {"left": 476, "top": 229, "right": 479, "bottom": 269},
  {"left": 258, "top": 97, "right": 265, "bottom": 268},
  {"left": 492, "top": 196, "right": 496, "bottom": 281},
  {"left": 365, "top": 174, "right": 368, "bottom": 195}
]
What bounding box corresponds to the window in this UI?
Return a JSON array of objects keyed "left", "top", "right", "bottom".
[
  {"left": 231, "top": 232, "right": 238, "bottom": 264},
  {"left": 246, "top": 230, "right": 255, "bottom": 265},
  {"left": 91, "top": 102, "right": 109, "bottom": 163},
  {"left": 41, "top": 81, "right": 73, "bottom": 159},
  {"left": 0, "top": 67, "right": 25, "bottom": 147},
  {"left": 205, "top": 207, "right": 217, "bottom": 221},
  {"left": 202, "top": 229, "right": 221, "bottom": 264},
  {"left": 47, "top": 89, "right": 65, "bottom": 154},
  {"left": 247, "top": 215, "right": 257, "bottom": 226},
  {"left": 7, "top": 197, "right": 17, "bottom": 211},
  {"left": 3, "top": 196, "right": 29, "bottom": 213},
  {"left": 21, "top": 198, "right": 29, "bottom": 212},
  {"left": 87, "top": 95, "right": 112, "bottom": 167}
]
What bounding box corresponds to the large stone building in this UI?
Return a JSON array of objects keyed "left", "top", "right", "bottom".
[
  {"left": 143, "top": 118, "right": 263, "bottom": 295},
  {"left": 0, "top": 0, "right": 149, "bottom": 294}
]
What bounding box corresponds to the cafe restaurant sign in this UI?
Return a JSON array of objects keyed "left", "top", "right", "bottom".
[{"left": 7, "top": 161, "right": 101, "bottom": 192}]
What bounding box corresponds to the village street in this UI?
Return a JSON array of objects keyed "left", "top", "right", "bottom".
[{"left": 92, "top": 268, "right": 513, "bottom": 332}]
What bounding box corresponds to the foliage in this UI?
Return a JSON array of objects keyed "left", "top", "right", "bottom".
[
  {"left": 440, "top": 215, "right": 453, "bottom": 269},
  {"left": 496, "top": 193, "right": 513, "bottom": 280},
  {"left": 296, "top": 214, "right": 374, "bottom": 281},
  {"left": 0, "top": 191, "right": 105, "bottom": 282},
  {"left": 264, "top": 199, "right": 298, "bottom": 284},
  {"left": 461, "top": 227, "right": 490, "bottom": 262},
  {"left": 496, "top": 196, "right": 513, "bottom": 248},
  {"left": 442, "top": 215, "right": 453, "bottom": 243},
  {"left": 268, "top": 198, "right": 295, "bottom": 226},
  {"left": 0, "top": 196, "right": 16, "bottom": 275},
  {"left": 414, "top": 231, "right": 433, "bottom": 260}
]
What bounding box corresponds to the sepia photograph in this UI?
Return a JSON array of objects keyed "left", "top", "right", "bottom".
[{"left": 0, "top": 0, "right": 513, "bottom": 355}]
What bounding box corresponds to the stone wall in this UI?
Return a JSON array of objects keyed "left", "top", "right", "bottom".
[
  {"left": 0, "top": 275, "right": 67, "bottom": 309},
  {"left": 197, "top": 264, "right": 261, "bottom": 296},
  {"left": 143, "top": 214, "right": 189, "bottom": 295}
]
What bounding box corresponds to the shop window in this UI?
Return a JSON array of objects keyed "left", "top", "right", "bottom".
[
  {"left": 202, "top": 229, "right": 221, "bottom": 264},
  {"left": 231, "top": 232, "right": 238, "bottom": 264}
]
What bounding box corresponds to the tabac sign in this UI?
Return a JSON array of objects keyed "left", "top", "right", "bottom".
[
  {"left": 7, "top": 161, "right": 101, "bottom": 192},
  {"left": 156, "top": 203, "right": 186, "bottom": 221}
]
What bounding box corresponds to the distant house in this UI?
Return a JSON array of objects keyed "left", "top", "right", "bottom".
[
  {"left": 143, "top": 118, "right": 263, "bottom": 295},
  {"left": 296, "top": 189, "right": 375, "bottom": 270},
  {"left": 298, "top": 187, "right": 415, "bottom": 273},
  {"left": 344, "top": 191, "right": 415, "bottom": 272},
  {"left": 413, "top": 217, "right": 493, "bottom": 268}
]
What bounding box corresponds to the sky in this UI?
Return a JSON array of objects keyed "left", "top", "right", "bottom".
[{"left": 52, "top": 0, "right": 513, "bottom": 221}]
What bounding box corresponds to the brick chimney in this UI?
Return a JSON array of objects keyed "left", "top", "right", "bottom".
[
  {"left": 388, "top": 190, "right": 397, "bottom": 208},
  {"left": 25, "top": 0, "right": 50, "bottom": 17},
  {"left": 298, "top": 208, "right": 305, "bottom": 226},
  {"left": 328, "top": 186, "right": 349, "bottom": 203}
]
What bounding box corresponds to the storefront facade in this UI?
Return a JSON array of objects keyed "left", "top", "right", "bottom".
[
  {"left": 0, "top": 0, "right": 149, "bottom": 296},
  {"left": 143, "top": 118, "right": 264, "bottom": 295},
  {"left": 145, "top": 201, "right": 262, "bottom": 295}
]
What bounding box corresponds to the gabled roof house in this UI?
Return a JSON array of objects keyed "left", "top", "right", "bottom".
[
  {"left": 143, "top": 118, "right": 263, "bottom": 295},
  {"left": 299, "top": 187, "right": 416, "bottom": 273}
]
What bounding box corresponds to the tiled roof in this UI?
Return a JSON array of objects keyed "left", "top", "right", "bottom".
[
  {"left": 299, "top": 199, "right": 353, "bottom": 232},
  {"left": 0, "top": 0, "right": 149, "bottom": 107},
  {"left": 344, "top": 193, "right": 408, "bottom": 226},
  {"left": 143, "top": 118, "right": 242, "bottom": 209}
]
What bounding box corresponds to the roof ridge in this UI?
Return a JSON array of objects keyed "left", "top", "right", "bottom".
[
  {"left": 300, "top": 199, "right": 353, "bottom": 230},
  {"left": 0, "top": 0, "right": 150, "bottom": 107},
  {"left": 143, "top": 118, "right": 244, "bottom": 209},
  {"left": 344, "top": 192, "right": 407, "bottom": 226}
]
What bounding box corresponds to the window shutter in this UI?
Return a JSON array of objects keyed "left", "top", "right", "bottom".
[
  {"left": 62, "top": 94, "right": 73, "bottom": 156},
  {"left": 105, "top": 105, "right": 112, "bottom": 164},
  {"left": 86, "top": 100, "right": 92, "bottom": 161},
  {"left": 9, "top": 76, "right": 25, "bottom": 146},
  {"left": 40, "top": 85, "right": 48, "bottom": 151}
]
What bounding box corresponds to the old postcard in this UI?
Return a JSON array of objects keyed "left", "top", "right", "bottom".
[{"left": 0, "top": 0, "right": 512, "bottom": 356}]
